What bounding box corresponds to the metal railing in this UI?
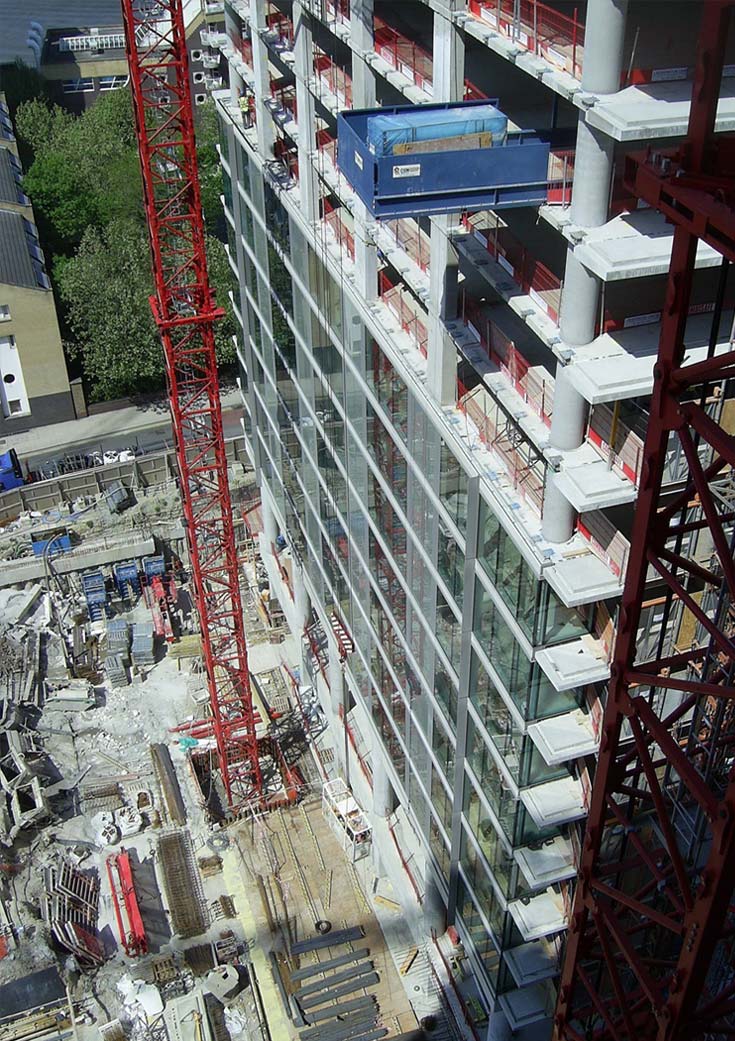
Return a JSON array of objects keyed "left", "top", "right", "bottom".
[{"left": 469, "top": 0, "right": 584, "bottom": 80}]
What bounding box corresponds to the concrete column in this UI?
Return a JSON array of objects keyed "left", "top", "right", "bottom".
[
  {"left": 542, "top": 472, "right": 576, "bottom": 544},
  {"left": 548, "top": 365, "right": 589, "bottom": 452},
  {"left": 354, "top": 199, "right": 378, "bottom": 302},
  {"left": 260, "top": 483, "right": 279, "bottom": 547},
  {"left": 250, "top": 0, "right": 275, "bottom": 156},
  {"left": 423, "top": 865, "right": 447, "bottom": 936},
  {"left": 350, "top": 0, "right": 376, "bottom": 108},
  {"left": 293, "top": 562, "right": 310, "bottom": 629},
  {"left": 431, "top": 11, "right": 464, "bottom": 104},
  {"left": 570, "top": 120, "right": 615, "bottom": 229},
  {"left": 547, "top": 0, "right": 627, "bottom": 542},
  {"left": 426, "top": 12, "right": 464, "bottom": 407},
  {"left": 293, "top": 2, "right": 318, "bottom": 223},
  {"left": 581, "top": 0, "right": 628, "bottom": 95},
  {"left": 371, "top": 729, "right": 392, "bottom": 818},
  {"left": 427, "top": 214, "right": 459, "bottom": 406}
]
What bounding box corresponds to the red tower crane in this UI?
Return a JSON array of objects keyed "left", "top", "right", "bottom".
[
  {"left": 555, "top": 2, "right": 735, "bottom": 1038},
  {"left": 120, "top": 0, "right": 262, "bottom": 809}
]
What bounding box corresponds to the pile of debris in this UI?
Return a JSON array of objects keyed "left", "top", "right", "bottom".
[{"left": 41, "top": 857, "right": 104, "bottom": 967}]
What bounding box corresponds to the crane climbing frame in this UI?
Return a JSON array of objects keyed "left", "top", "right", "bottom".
[
  {"left": 554, "top": 3, "right": 735, "bottom": 1039},
  {"left": 120, "top": 0, "right": 262, "bottom": 808}
]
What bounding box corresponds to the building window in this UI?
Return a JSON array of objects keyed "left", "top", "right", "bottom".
[
  {"left": 0, "top": 305, "right": 9, "bottom": 322},
  {"left": 98, "top": 75, "right": 128, "bottom": 90},
  {"left": 62, "top": 78, "right": 95, "bottom": 93}
]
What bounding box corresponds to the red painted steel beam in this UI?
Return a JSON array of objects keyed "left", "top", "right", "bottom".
[
  {"left": 120, "top": 0, "right": 262, "bottom": 808},
  {"left": 106, "top": 851, "right": 147, "bottom": 957},
  {"left": 555, "top": 3, "right": 735, "bottom": 1040}
]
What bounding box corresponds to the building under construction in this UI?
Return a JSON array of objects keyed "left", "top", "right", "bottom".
[{"left": 207, "top": 0, "right": 735, "bottom": 1036}]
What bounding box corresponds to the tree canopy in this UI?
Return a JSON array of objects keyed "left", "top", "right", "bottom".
[{"left": 14, "top": 89, "right": 231, "bottom": 400}]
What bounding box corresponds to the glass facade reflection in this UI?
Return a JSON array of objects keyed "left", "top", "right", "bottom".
[{"left": 216, "top": 76, "right": 601, "bottom": 1028}]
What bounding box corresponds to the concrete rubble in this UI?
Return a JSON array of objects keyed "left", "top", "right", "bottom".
[{"left": 0, "top": 468, "right": 460, "bottom": 1041}]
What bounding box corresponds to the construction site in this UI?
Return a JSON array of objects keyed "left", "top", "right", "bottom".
[
  {"left": 0, "top": 411, "right": 461, "bottom": 1041},
  {"left": 6, "top": 0, "right": 735, "bottom": 1039}
]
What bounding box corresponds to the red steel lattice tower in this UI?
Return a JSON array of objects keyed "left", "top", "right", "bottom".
[
  {"left": 555, "top": 2, "right": 735, "bottom": 1038},
  {"left": 121, "top": 0, "right": 262, "bottom": 808}
]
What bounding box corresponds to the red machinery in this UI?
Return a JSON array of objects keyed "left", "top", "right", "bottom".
[
  {"left": 555, "top": 3, "right": 735, "bottom": 1039},
  {"left": 106, "top": 850, "right": 147, "bottom": 957},
  {"left": 120, "top": 1, "right": 262, "bottom": 808},
  {"left": 144, "top": 572, "right": 178, "bottom": 642}
]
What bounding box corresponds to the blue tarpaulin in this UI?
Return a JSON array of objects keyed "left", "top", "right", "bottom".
[{"left": 366, "top": 102, "right": 507, "bottom": 156}]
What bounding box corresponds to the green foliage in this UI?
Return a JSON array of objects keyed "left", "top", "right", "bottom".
[
  {"left": 14, "top": 87, "right": 233, "bottom": 401},
  {"left": 15, "top": 90, "right": 142, "bottom": 253},
  {"left": 22, "top": 152, "right": 99, "bottom": 250},
  {"left": 196, "top": 99, "right": 225, "bottom": 235},
  {"left": 57, "top": 219, "right": 238, "bottom": 401},
  {"left": 56, "top": 219, "right": 164, "bottom": 402},
  {"left": 207, "top": 235, "right": 238, "bottom": 366}
]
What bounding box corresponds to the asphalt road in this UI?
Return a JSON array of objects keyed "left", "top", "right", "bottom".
[{"left": 23, "top": 404, "right": 245, "bottom": 474}]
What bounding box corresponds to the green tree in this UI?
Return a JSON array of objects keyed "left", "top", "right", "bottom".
[
  {"left": 13, "top": 86, "right": 232, "bottom": 400},
  {"left": 22, "top": 152, "right": 100, "bottom": 250},
  {"left": 206, "top": 234, "right": 238, "bottom": 366},
  {"left": 196, "top": 99, "right": 225, "bottom": 236},
  {"left": 57, "top": 219, "right": 238, "bottom": 401},
  {"left": 56, "top": 219, "right": 164, "bottom": 401},
  {"left": 15, "top": 89, "right": 143, "bottom": 253}
]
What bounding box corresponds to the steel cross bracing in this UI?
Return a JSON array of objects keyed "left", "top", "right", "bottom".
[
  {"left": 554, "top": 3, "right": 735, "bottom": 1039},
  {"left": 120, "top": 0, "right": 262, "bottom": 807}
]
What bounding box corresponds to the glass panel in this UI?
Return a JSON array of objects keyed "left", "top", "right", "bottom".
[
  {"left": 438, "top": 524, "right": 464, "bottom": 609},
  {"left": 440, "top": 440, "right": 468, "bottom": 535},
  {"left": 456, "top": 876, "right": 501, "bottom": 993},
  {"left": 264, "top": 181, "right": 290, "bottom": 253},
  {"left": 435, "top": 659, "right": 458, "bottom": 730},
  {"left": 436, "top": 588, "right": 462, "bottom": 676},
  {"left": 459, "top": 826, "right": 506, "bottom": 941},
  {"left": 464, "top": 777, "right": 514, "bottom": 897},
  {"left": 464, "top": 728, "right": 516, "bottom": 842},
  {"left": 540, "top": 583, "right": 591, "bottom": 646}
]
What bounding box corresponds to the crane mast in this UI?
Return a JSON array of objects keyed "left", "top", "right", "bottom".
[
  {"left": 555, "top": 2, "right": 735, "bottom": 1038},
  {"left": 120, "top": 0, "right": 262, "bottom": 809}
]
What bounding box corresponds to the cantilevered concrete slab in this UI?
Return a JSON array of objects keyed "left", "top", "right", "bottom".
[
  {"left": 514, "top": 835, "right": 577, "bottom": 891},
  {"left": 520, "top": 776, "right": 587, "bottom": 829},
  {"left": 527, "top": 710, "right": 599, "bottom": 766},
  {"left": 504, "top": 938, "right": 560, "bottom": 988},
  {"left": 578, "top": 78, "right": 735, "bottom": 141},
  {"left": 536, "top": 637, "right": 610, "bottom": 692},
  {"left": 508, "top": 889, "right": 567, "bottom": 942},
  {"left": 546, "top": 443, "right": 637, "bottom": 513},
  {"left": 564, "top": 311, "right": 734, "bottom": 404},
  {"left": 545, "top": 550, "right": 624, "bottom": 607},
  {"left": 542, "top": 209, "right": 723, "bottom": 281}
]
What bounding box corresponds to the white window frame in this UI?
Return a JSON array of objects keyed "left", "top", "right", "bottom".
[{"left": 62, "top": 78, "right": 95, "bottom": 94}]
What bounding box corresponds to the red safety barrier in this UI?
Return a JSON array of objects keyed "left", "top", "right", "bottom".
[
  {"left": 323, "top": 198, "right": 355, "bottom": 261},
  {"left": 379, "top": 271, "right": 428, "bottom": 357},
  {"left": 469, "top": 0, "right": 584, "bottom": 79}
]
